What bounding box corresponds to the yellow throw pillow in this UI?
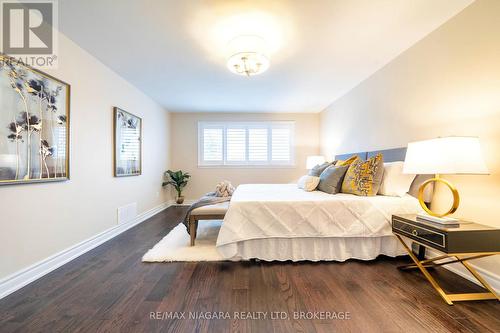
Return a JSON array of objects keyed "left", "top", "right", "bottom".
[
  {"left": 341, "top": 154, "right": 384, "bottom": 196},
  {"left": 335, "top": 155, "right": 359, "bottom": 166}
]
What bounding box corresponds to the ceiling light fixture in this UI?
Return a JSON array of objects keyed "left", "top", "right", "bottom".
[{"left": 226, "top": 35, "right": 270, "bottom": 77}]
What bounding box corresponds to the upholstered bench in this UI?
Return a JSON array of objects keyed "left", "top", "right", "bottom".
[{"left": 189, "top": 201, "right": 229, "bottom": 246}]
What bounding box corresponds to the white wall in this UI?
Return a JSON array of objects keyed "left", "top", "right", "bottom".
[
  {"left": 0, "top": 33, "right": 171, "bottom": 279},
  {"left": 320, "top": 0, "right": 500, "bottom": 276},
  {"left": 170, "top": 112, "right": 319, "bottom": 199}
]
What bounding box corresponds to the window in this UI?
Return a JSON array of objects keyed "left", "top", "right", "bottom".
[{"left": 198, "top": 121, "right": 295, "bottom": 166}]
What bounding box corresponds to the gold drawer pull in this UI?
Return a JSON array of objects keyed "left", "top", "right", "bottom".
[{"left": 412, "top": 229, "right": 418, "bottom": 236}]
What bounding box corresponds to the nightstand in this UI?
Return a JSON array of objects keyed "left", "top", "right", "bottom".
[{"left": 392, "top": 214, "right": 500, "bottom": 305}]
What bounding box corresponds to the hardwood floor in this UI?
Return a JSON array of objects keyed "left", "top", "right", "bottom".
[{"left": 0, "top": 206, "right": 498, "bottom": 333}]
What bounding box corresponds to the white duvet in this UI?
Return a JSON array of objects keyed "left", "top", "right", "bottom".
[{"left": 216, "top": 184, "right": 422, "bottom": 250}]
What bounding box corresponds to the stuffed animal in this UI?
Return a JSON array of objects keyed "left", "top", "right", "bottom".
[{"left": 215, "top": 180, "right": 235, "bottom": 197}]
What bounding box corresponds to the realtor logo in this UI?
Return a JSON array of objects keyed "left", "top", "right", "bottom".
[{"left": 1, "top": 0, "right": 58, "bottom": 68}]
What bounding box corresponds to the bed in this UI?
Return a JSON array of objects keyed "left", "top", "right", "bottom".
[{"left": 215, "top": 147, "right": 432, "bottom": 261}]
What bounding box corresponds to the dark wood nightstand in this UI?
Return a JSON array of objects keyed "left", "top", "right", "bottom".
[{"left": 392, "top": 214, "right": 500, "bottom": 305}]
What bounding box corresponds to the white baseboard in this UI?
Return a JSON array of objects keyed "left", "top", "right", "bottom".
[
  {"left": 0, "top": 201, "right": 173, "bottom": 300},
  {"left": 426, "top": 248, "right": 500, "bottom": 293},
  {"left": 173, "top": 199, "right": 196, "bottom": 206}
]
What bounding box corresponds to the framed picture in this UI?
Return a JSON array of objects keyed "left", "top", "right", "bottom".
[
  {"left": 113, "top": 107, "right": 142, "bottom": 177},
  {"left": 0, "top": 55, "right": 70, "bottom": 185}
]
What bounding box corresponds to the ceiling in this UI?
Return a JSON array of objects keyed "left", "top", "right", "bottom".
[{"left": 59, "top": 0, "right": 473, "bottom": 113}]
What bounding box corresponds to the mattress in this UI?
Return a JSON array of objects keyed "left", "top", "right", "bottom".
[{"left": 216, "top": 184, "right": 422, "bottom": 260}]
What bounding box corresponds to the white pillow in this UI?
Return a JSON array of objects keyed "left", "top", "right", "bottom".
[
  {"left": 297, "top": 175, "right": 320, "bottom": 191},
  {"left": 378, "top": 162, "right": 416, "bottom": 197}
]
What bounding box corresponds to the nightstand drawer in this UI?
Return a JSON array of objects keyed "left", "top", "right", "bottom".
[{"left": 393, "top": 218, "right": 446, "bottom": 249}]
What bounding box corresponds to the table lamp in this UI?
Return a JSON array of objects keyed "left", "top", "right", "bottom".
[
  {"left": 306, "top": 155, "right": 326, "bottom": 170},
  {"left": 403, "top": 137, "right": 489, "bottom": 221}
]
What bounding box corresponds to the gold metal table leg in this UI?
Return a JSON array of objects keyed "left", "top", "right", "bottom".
[
  {"left": 395, "top": 235, "right": 500, "bottom": 305},
  {"left": 395, "top": 235, "right": 453, "bottom": 305},
  {"left": 399, "top": 253, "right": 494, "bottom": 270},
  {"left": 398, "top": 254, "right": 450, "bottom": 270},
  {"left": 456, "top": 255, "right": 500, "bottom": 301}
]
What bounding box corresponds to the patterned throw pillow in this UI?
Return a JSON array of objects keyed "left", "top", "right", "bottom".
[
  {"left": 341, "top": 154, "right": 384, "bottom": 196},
  {"left": 335, "top": 155, "right": 359, "bottom": 166}
]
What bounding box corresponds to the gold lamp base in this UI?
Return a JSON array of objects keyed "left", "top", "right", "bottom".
[{"left": 418, "top": 174, "right": 460, "bottom": 218}]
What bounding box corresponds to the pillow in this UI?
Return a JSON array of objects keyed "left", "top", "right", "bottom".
[
  {"left": 335, "top": 155, "right": 359, "bottom": 166},
  {"left": 408, "top": 174, "right": 435, "bottom": 202},
  {"left": 378, "top": 162, "right": 416, "bottom": 197},
  {"left": 317, "top": 165, "right": 349, "bottom": 194},
  {"left": 341, "top": 154, "right": 384, "bottom": 196},
  {"left": 297, "top": 175, "right": 320, "bottom": 191},
  {"left": 215, "top": 180, "right": 235, "bottom": 197},
  {"left": 308, "top": 162, "right": 331, "bottom": 177}
]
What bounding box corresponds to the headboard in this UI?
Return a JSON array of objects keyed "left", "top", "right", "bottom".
[
  {"left": 335, "top": 147, "right": 434, "bottom": 202},
  {"left": 336, "top": 147, "right": 407, "bottom": 163},
  {"left": 335, "top": 152, "right": 367, "bottom": 161}
]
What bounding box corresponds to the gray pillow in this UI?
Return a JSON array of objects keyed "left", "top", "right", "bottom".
[
  {"left": 317, "top": 165, "right": 349, "bottom": 194},
  {"left": 408, "top": 174, "right": 435, "bottom": 202},
  {"left": 308, "top": 162, "right": 332, "bottom": 177}
]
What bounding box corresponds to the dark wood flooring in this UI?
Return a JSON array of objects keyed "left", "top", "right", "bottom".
[{"left": 0, "top": 206, "right": 499, "bottom": 333}]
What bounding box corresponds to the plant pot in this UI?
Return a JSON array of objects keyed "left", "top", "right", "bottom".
[{"left": 176, "top": 196, "right": 185, "bottom": 204}]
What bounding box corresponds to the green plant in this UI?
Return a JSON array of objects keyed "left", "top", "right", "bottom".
[{"left": 162, "top": 170, "right": 190, "bottom": 198}]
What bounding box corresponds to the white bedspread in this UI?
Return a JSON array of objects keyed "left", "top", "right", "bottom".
[{"left": 216, "top": 184, "right": 422, "bottom": 255}]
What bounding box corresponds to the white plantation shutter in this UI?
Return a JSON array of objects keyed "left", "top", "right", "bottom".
[
  {"left": 202, "top": 127, "right": 223, "bottom": 162},
  {"left": 271, "top": 127, "right": 291, "bottom": 162},
  {"left": 226, "top": 128, "right": 246, "bottom": 162},
  {"left": 248, "top": 128, "right": 268, "bottom": 162},
  {"left": 198, "top": 122, "right": 294, "bottom": 166}
]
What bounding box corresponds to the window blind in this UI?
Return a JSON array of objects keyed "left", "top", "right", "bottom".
[
  {"left": 248, "top": 128, "right": 268, "bottom": 162},
  {"left": 271, "top": 128, "right": 291, "bottom": 162},
  {"left": 202, "top": 127, "right": 223, "bottom": 162},
  {"left": 226, "top": 128, "right": 246, "bottom": 162},
  {"left": 199, "top": 121, "right": 294, "bottom": 166}
]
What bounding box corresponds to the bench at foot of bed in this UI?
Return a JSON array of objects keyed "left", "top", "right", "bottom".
[{"left": 189, "top": 202, "right": 229, "bottom": 246}]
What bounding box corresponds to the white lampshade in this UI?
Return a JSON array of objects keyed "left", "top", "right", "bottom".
[
  {"left": 306, "top": 155, "right": 326, "bottom": 169},
  {"left": 403, "top": 137, "right": 489, "bottom": 175}
]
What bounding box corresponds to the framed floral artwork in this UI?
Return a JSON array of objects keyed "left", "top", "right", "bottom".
[
  {"left": 113, "top": 107, "right": 142, "bottom": 177},
  {"left": 0, "top": 55, "right": 70, "bottom": 185}
]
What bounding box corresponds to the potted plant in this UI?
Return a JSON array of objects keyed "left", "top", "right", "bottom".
[{"left": 162, "top": 170, "right": 190, "bottom": 204}]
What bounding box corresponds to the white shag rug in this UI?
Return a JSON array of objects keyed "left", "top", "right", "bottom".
[{"left": 142, "top": 220, "right": 226, "bottom": 262}]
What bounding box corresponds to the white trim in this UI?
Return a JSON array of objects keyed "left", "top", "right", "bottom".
[
  {"left": 173, "top": 199, "right": 197, "bottom": 206},
  {"left": 0, "top": 201, "right": 173, "bottom": 300},
  {"left": 425, "top": 248, "right": 500, "bottom": 293}
]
